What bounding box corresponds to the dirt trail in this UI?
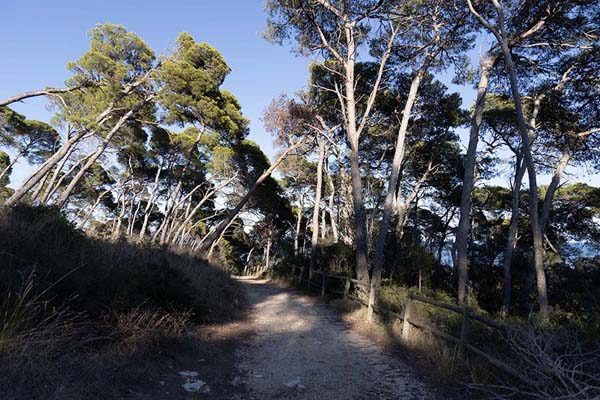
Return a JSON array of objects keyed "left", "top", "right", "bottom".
[{"left": 234, "top": 278, "right": 436, "bottom": 400}]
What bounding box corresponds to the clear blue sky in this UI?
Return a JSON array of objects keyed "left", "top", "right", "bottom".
[{"left": 1, "top": 0, "right": 598, "bottom": 188}]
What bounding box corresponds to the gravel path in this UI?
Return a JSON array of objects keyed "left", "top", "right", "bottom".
[{"left": 235, "top": 279, "right": 435, "bottom": 400}]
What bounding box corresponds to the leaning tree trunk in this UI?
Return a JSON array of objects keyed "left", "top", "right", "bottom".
[
  {"left": 0, "top": 85, "right": 86, "bottom": 108},
  {"left": 55, "top": 100, "right": 149, "bottom": 208},
  {"left": 540, "top": 147, "right": 571, "bottom": 234},
  {"left": 5, "top": 102, "right": 116, "bottom": 207},
  {"left": 196, "top": 140, "right": 304, "bottom": 255},
  {"left": 310, "top": 138, "right": 326, "bottom": 277},
  {"left": 455, "top": 54, "right": 495, "bottom": 306},
  {"left": 368, "top": 65, "right": 426, "bottom": 320}
]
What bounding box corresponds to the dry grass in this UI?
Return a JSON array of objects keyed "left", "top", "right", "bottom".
[{"left": 0, "top": 206, "right": 243, "bottom": 399}]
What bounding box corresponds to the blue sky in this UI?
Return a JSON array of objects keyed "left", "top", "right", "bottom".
[{"left": 1, "top": 0, "right": 598, "bottom": 188}]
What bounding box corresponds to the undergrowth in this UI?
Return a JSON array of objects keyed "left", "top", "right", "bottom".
[{"left": 0, "top": 205, "right": 242, "bottom": 400}]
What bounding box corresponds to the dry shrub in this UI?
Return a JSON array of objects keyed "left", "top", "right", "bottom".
[
  {"left": 109, "top": 308, "right": 191, "bottom": 353},
  {"left": 470, "top": 325, "right": 600, "bottom": 399}
]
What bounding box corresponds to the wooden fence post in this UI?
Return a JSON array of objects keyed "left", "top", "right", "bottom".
[
  {"left": 321, "top": 271, "right": 327, "bottom": 297},
  {"left": 402, "top": 293, "right": 413, "bottom": 341},
  {"left": 344, "top": 278, "right": 350, "bottom": 300},
  {"left": 460, "top": 306, "right": 471, "bottom": 353}
]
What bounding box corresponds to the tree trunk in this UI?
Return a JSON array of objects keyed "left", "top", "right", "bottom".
[
  {"left": 344, "top": 35, "right": 370, "bottom": 290},
  {"left": 78, "top": 189, "right": 110, "bottom": 230},
  {"left": 196, "top": 140, "right": 303, "bottom": 255},
  {"left": 455, "top": 54, "right": 495, "bottom": 305},
  {"left": 368, "top": 66, "right": 427, "bottom": 320},
  {"left": 293, "top": 194, "right": 304, "bottom": 257},
  {"left": 310, "top": 138, "right": 326, "bottom": 275},
  {"left": 55, "top": 100, "right": 149, "bottom": 208},
  {"left": 501, "top": 156, "right": 526, "bottom": 316},
  {"left": 0, "top": 85, "right": 86, "bottom": 107},
  {"left": 326, "top": 171, "right": 339, "bottom": 243},
  {"left": 139, "top": 167, "right": 162, "bottom": 240},
  {"left": 4, "top": 102, "right": 117, "bottom": 206},
  {"left": 540, "top": 147, "right": 571, "bottom": 234},
  {"left": 499, "top": 43, "right": 549, "bottom": 318}
]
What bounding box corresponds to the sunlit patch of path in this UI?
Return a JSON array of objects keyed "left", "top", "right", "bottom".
[{"left": 234, "top": 279, "right": 435, "bottom": 400}]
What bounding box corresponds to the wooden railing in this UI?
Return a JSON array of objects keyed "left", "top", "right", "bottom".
[{"left": 288, "top": 265, "right": 527, "bottom": 383}]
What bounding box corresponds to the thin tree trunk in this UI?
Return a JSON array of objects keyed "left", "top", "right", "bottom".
[
  {"left": 0, "top": 85, "right": 86, "bottom": 107},
  {"left": 326, "top": 171, "right": 339, "bottom": 243},
  {"left": 368, "top": 65, "right": 428, "bottom": 320},
  {"left": 55, "top": 99, "right": 150, "bottom": 208},
  {"left": 310, "top": 138, "right": 326, "bottom": 275},
  {"left": 38, "top": 145, "right": 77, "bottom": 204},
  {"left": 501, "top": 156, "right": 526, "bottom": 317},
  {"left": 540, "top": 147, "right": 571, "bottom": 234},
  {"left": 112, "top": 188, "right": 128, "bottom": 240},
  {"left": 78, "top": 189, "right": 110, "bottom": 229},
  {"left": 197, "top": 140, "right": 304, "bottom": 255},
  {"left": 468, "top": 0, "right": 549, "bottom": 318},
  {"left": 4, "top": 101, "right": 116, "bottom": 206},
  {"left": 0, "top": 151, "right": 22, "bottom": 182},
  {"left": 455, "top": 54, "right": 495, "bottom": 305},
  {"left": 293, "top": 194, "right": 304, "bottom": 257},
  {"left": 139, "top": 167, "right": 162, "bottom": 240}
]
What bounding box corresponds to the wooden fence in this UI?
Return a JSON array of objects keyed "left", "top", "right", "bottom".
[{"left": 288, "top": 265, "right": 527, "bottom": 383}]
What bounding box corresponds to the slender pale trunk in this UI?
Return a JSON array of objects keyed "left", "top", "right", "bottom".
[
  {"left": 540, "top": 147, "right": 571, "bottom": 234},
  {"left": 293, "top": 194, "right": 304, "bottom": 257},
  {"left": 78, "top": 189, "right": 110, "bottom": 229},
  {"left": 38, "top": 145, "right": 77, "bottom": 204},
  {"left": 326, "top": 171, "right": 339, "bottom": 243},
  {"left": 0, "top": 151, "right": 22, "bottom": 182},
  {"left": 455, "top": 54, "right": 495, "bottom": 305},
  {"left": 4, "top": 102, "right": 116, "bottom": 206},
  {"left": 5, "top": 130, "right": 87, "bottom": 206},
  {"left": 310, "top": 138, "right": 326, "bottom": 274},
  {"left": 207, "top": 214, "right": 238, "bottom": 259},
  {"left": 368, "top": 66, "right": 426, "bottom": 320},
  {"left": 56, "top": 100, "right": 149, "bottom": 208},
  {"left": 500, "top": 42, "right": 548, "bottom": 317},
  {"left": 139, "top": 167, "right": 162, "bottom": 240},
  {"left": 501, "top": 156, "right": 526, "bottom": 316},
  {"left": 197, "top": 140, "right": 303, "bottom": 255},
  {"left": 243, "top": 247, "right": 255, "bottom": 275},
  {"left": 112, "top": 189, "right": 128, "bottom": 240},
  {"left": 264, "top": 237, "right": 272, "bottom": 272},
  {"left": 320, "top": 208, "right": 327, "bottom": 240}
]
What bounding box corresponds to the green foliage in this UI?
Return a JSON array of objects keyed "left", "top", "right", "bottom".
[{"left": 159, "top": 33, "right": 248, "bottom": 140}]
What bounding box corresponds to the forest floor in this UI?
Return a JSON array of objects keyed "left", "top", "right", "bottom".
[{"left": 151, "top": 278, "right": 449, "bottom": 399}]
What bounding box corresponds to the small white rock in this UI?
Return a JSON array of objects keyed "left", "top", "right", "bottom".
[
  {"left": 285, "top": 377, "right": 306, "bottom": 389},
  {"left": 182, "top": 379, "right": 210, "bottom": 393},
  {"left": 178, "top": 370, "right": 199, "bottom": 378}
]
